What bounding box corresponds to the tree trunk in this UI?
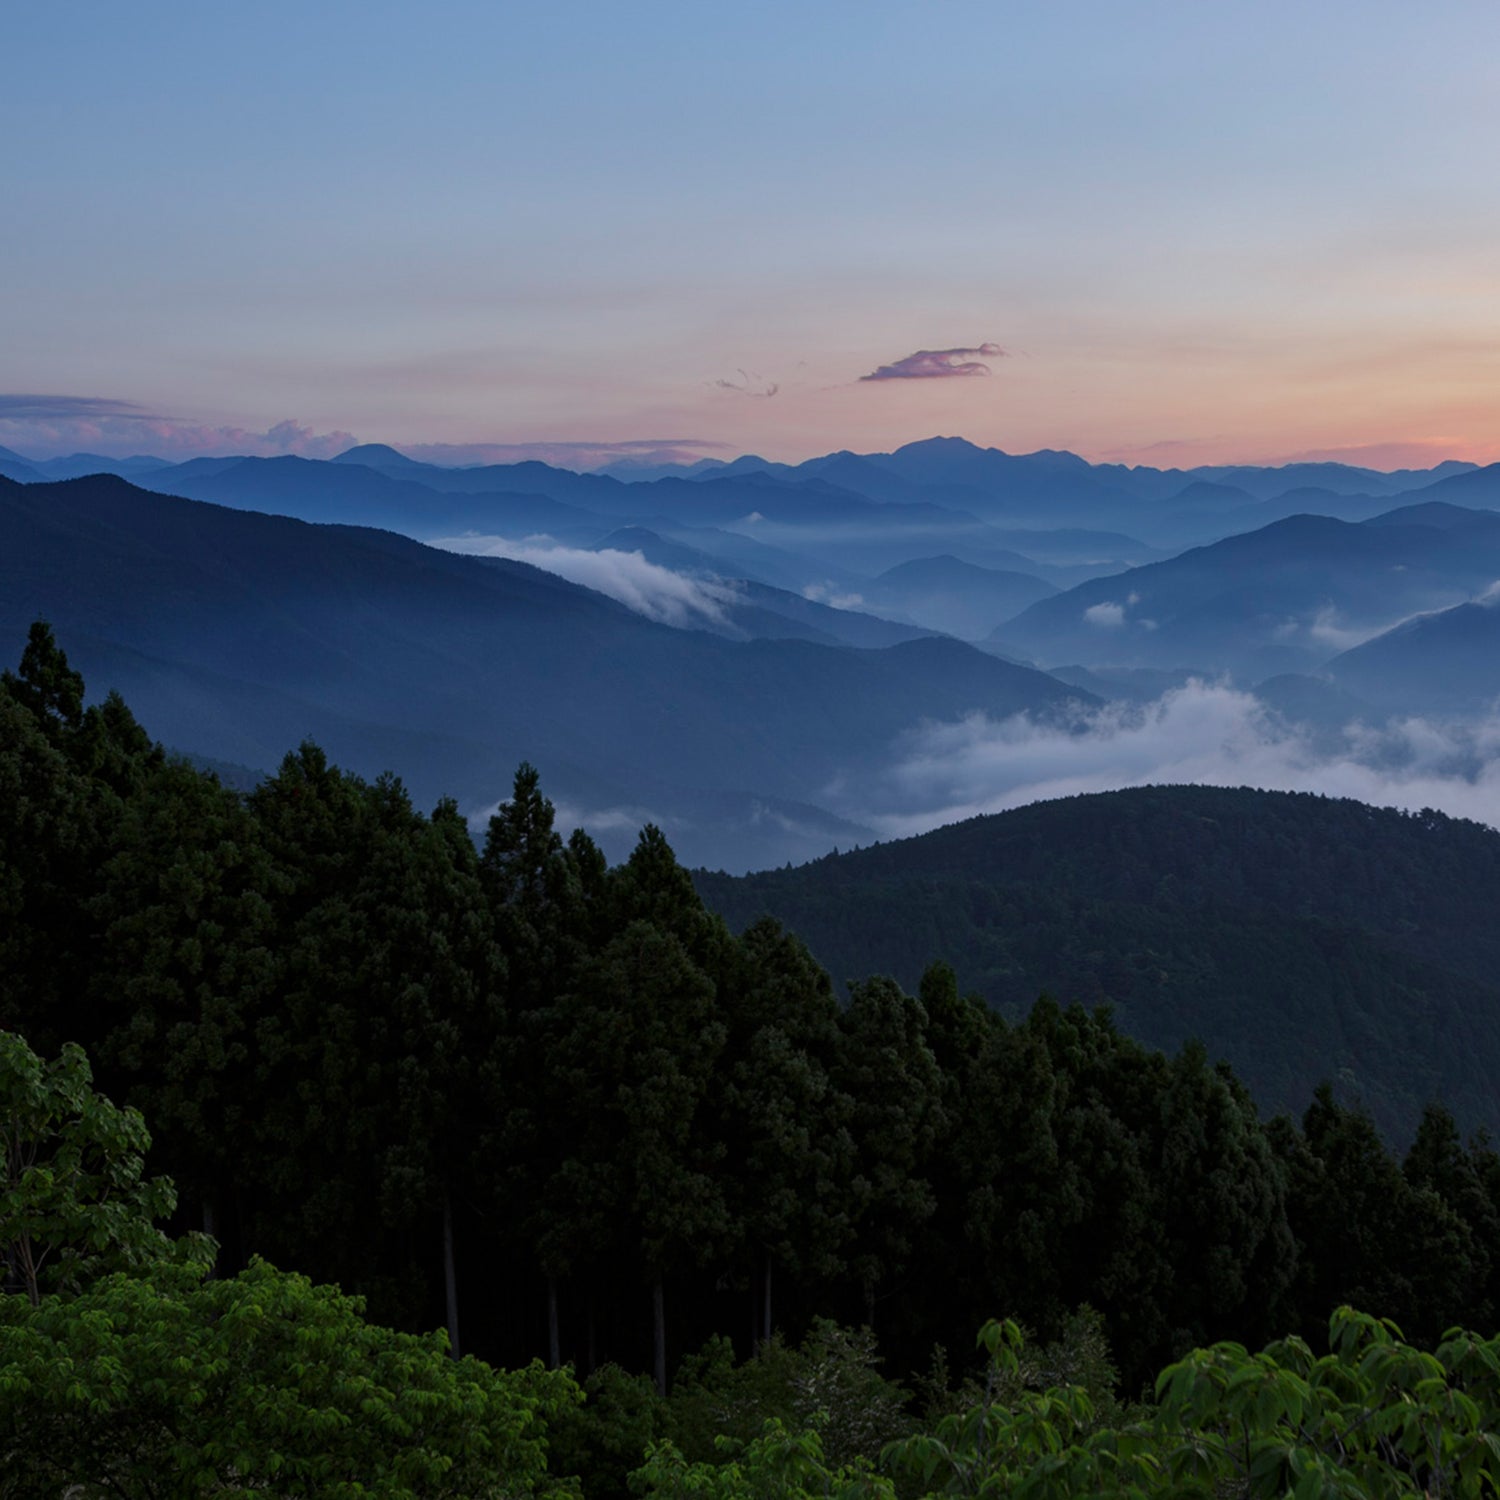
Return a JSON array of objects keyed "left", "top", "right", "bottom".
[
  {"left": 548, "top": 1274, "right": 561, "bottom": 1370},
  {"left": 202, "top": 1201, "right": 217, "bottom": 1280},
  {"left": 652, "top": 1276, "right": 667, "bottom": 1396},
  {"left": 763, "top": 1255, "right": 773, "bottom": 1346},
  {"left": 442, "top": 1192, "right": 461, "bottom": 1360}
]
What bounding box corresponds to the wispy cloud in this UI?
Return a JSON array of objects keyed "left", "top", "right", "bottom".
[
  {"left": 431, "top": 535, "right": 740, "bottom": 628},
  {"left": 0, "top": 394, "right": 163, "bottom": 421},
  {"left": 859, "top": 342, "right": 1007, "bottom": 382},
  {"left": 399, "top": 438, "right": 728, "bottom": 470},
  {"left": 1083, "top": 601, "right": 1127, "bottom": 628},
  {"left": 803, "top": 581, "right": 867, "bottom": 611},
  {"left": 1273, "top": 440, "right": 1471, "bottom": 471},
  {"left": 713, "top": 369, "right": 779, "bottom": 398},
  {"left": 0, "top": 396, "right": 355, "bottom": 460},
  {"left": 832, "top": 682, "right": 1500, "bottom": 840},
  {"left": 1099, "top": 436, "right": 1217, "bottom": 460}
]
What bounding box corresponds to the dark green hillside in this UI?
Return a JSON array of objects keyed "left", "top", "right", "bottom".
[{"left": 694, "top": 785, "right": 1500, "bottom": 1142}]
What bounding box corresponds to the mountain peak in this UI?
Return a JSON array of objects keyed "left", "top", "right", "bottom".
[
  {"left": 331, "top": 443, "right": 425, "bottom": 470},
  {"left": 892, "top": 435, "right": 993, "bottom": 458}
]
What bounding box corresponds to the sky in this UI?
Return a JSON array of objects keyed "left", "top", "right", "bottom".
[{"left": 5, "top": 0, "right": 1500, "bottom": 468}]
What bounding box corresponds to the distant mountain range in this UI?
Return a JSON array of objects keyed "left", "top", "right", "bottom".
[
  {"left": 857, "top": 555, "right": 1058, "bottom": 639},
  {"left": 694, "top": 784, "right": 1500, "bottom": 1144},
  {"left": 6, "top": 435, "right": 1500, "bottom": 867},
  {"left": 1327, "top": 595, "right": 1500, "bottom": 713},
  {"left": 8, "top": 435, "right": 1484, "bottom": 555},
  {"left": 994, "top": 504, "right": 1500, "bottom": 680},
  {"left": 9, "top": 435, "right": 1500, "bottom": 1188},
  {"left": 0, "top": 472, "right": 1092, "bottom": 870}
]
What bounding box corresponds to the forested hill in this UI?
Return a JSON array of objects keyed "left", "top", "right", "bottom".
[{"left": 694, "top": 785, "right": 1500, "bottom": 1143}]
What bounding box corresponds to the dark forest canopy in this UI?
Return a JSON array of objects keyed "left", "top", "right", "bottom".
[
  {"left": 5, "top": 621, "right": 1500, "bottom": 1438},
  {"left": 694, "top": 784, "right": 1500, "bottom": 1145}
]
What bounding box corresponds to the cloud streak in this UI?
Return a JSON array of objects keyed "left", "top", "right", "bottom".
[
  {"left": 714, "top": 370, "right": 779, "bottom": 398},
  {"left": 0, "top": 398, "right": 356, "bottom": 461},
  {"left": 860, "top": 342, "right": 1007, "bottom": 381},
  {"left": 431, "top": 535, "right": 740, "bottom": 628},
  {"left": 0, "top": 394, "right": 163, "bottom": 421},
  {"left": 833, "top": 681, "right": 1500, "bottom": 841},
  {"left": 399, "top": 438, "right": 728, "bottom": 470}
]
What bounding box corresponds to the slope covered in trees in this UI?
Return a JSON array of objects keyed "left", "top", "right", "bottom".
[
  {"left": 10, "top": 1023, "right": 1500, "bottom": 1496},
  {"left": 7, "top": 621, "right": 1500, "bottom": 1408},
  {"left": 694, "top": 785, "right": 1500, "bottom": 1144}
]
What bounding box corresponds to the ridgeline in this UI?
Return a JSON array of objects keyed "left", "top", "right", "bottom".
[{"left": 695, "top": 784, "right": 1500, "bottom": 1144}]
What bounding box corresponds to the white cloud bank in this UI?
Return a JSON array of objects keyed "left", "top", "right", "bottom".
[
  {"left": 1083, "top": 601, "right": 1127, "bottom": 627},
  {"left": 432, "top": 535, "right": 739, "bottom": 628},
  {"left": 803, "top": 581, "right": 867, "bottom": 611},
  {"left": 840, "top": 681, "right": 1500, "bottom": 840}
]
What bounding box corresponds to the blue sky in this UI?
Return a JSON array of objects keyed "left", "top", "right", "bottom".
[{"left": 5, "top": 0, "right": 1499, "bottom": 466}]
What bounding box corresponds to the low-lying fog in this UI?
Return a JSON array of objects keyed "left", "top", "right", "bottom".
[{"left": 835, "top": 682, "right": 1500, "bottom": 841}]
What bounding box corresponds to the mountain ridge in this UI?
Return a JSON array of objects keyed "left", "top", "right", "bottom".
[{"left": 693, "top": 783, "right": 1500, "bottom": 1143}]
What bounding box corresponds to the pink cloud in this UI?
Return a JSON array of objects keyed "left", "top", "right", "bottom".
[
  {"left": 859, "top": 342, "right": 1008, "bottom": 381},
  {"left": 0, "top": 395, "right": 355, "bottom": 460},
  {"left": 398, "top": 438, "right": 728, "bottom": 469},
  {"left": 1273, "top": 439, "right": 1474, "bottom": 471}
]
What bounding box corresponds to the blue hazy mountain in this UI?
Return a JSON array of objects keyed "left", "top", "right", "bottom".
[
  {"left": 151, "top": 450, "right": 1051, "bottom": 576},
  {"left": 1183, "top": 461, "right": 1462, "bottom": 499},
  {"left": 586, "top": 526, "right": 758, "bottom": 579},
  {"left": 582, "top": 528, "right": 934, "bottom": 648},
  {"left": 670, "top": 436, "right": 1477, "bottom": 541},
  {"left": 146, "top": 455, "right": 615, "bottom": 543},
  {"left": 0, "top": 472, "right": 1093, "bottom": 869},
  {"left": 7, "top": 438, "right": 1485, "bottom": 678},
  {"left": 1325, "top": 595, "right": 1500, "bottom": 714},
  {"left": 329, "top": 441, "right": 441, "bottom": 474},
  {"left": 45, "top": 435, "right": 1476, "bottom": 590},
  {"left": 704, "top": 583, "right": 938, "bottom": 649},
  {"left": 619, "top": 520, "right": 871, "bottom": 595},
  {"left": 0, "top": 446, "right": 45, "bottom": 483},
  {"left": 29, "top": 452, "right": 174, "bottom": 481},
  {"left": 7, "top": 434, "right": 1477, "bottom": 529},
  {"left": 1363, "top": 499, "right": 1500, "bottom": 531},
  {"left": 1411, "top": 461, "right": 1500, "bottom": 507},
  {"left": 859, "top": 555, "right": 1059, "bottom": 639},
  {"left": 993, "top": 505, "right": 1500, "bottom": 680}
]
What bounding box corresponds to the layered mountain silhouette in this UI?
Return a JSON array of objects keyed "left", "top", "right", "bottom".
[
  {"left": 6, "top": 434, "right": 1496, "bottom": 861},
  {"left": 1326, "top": 596, "right": 1500, "bottom": 713},
  {"left": 858, "top": 555, "right": 1058, "bottom": 639},
  {"left": 0, "top": 472, "right": 1092, "bottom": 869},
  {"left": 143, "top": 455, "right": 615, "bottom": 543},
  {"left": 994, "top": 505, "right": 1500, "bottom": 679},
  {"left": 0, "top": 445, "right": 44, "bottom": 483}
]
